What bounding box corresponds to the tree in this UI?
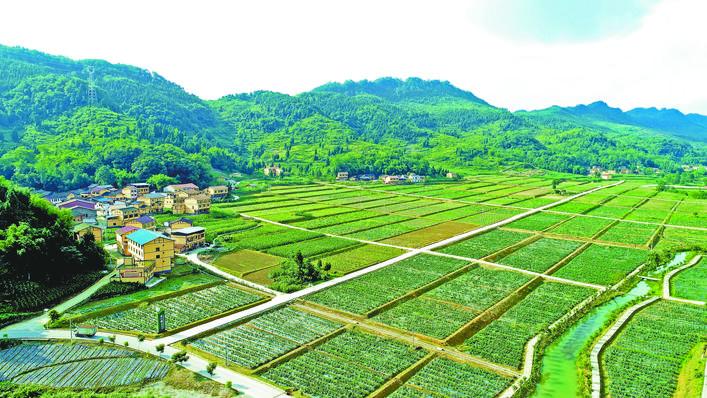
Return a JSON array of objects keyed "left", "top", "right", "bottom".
[
  {"left": 155, "top": 343, "right": 165, "bottom": 353},
  {"left": 47, "top": 310, "right": 59, "bottom": 322},
  {"left": 206, "top": 361, "right": 217, "bottom": 375},
  {"left": 147, "top": 173, "right": 179, "bottom": 191},
  {"left": 269, "top": 251, "right": 329, "bottom": 292},
  {"left": 171, "top": 350, "right": 189, "bottom": 363}
]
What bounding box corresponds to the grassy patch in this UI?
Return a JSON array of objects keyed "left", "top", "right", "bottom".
[{"left": 213, "top": 249, "right": 284, "bottom": 277}]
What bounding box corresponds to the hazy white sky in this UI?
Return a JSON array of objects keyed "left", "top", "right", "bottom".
[{"left": 1, "top": 0, "right": 707, "bottom": 113}]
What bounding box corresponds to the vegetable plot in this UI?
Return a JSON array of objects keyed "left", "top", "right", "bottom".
[
  {"left": 192, "top": 307, "right": 340, "bottom": 369},
  {"left": 603, "top": 301, "right": 707, "bottom": 398},
  {"left": 93, "top": 284, "right": 264, "bottom": 333},
  {"left": 308, "top": 254, "right": 468, "bottom": 315},
  {"left": 438, "top": 229, "right": 531, "bottom": 259},
  {"left": 262, "top": 331, "right": 425, "bottom": 398},
  {"left": 497, "top": 238, "right": 582, "bottom": 273},
  {"left": 462, "top": 282, "right": 595, "bottom": 369},
  {"left": 390, "top": 357, "right": 514, "bottom": 398},
  {"left": 552, "top": 244, "right": 647, "bottom": 286}
]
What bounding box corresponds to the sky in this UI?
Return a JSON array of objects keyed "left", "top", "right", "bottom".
[{"left": 1, "top": 0, "right": 707, "bottom": 114}]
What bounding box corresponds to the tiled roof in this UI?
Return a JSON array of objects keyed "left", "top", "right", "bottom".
[
  {"left": 116, "top": 225, "right": 139, "bottom": 235},
  {"left": 171, "top": 226, "right": 205, "bottom": 235},
  {"left": 135, "top": 215, "right": 155, "bottom": 224}
]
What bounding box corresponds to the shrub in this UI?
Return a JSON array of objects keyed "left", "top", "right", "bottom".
[{"left": 206, "top": 361, "right": 217, "bottom": 375}]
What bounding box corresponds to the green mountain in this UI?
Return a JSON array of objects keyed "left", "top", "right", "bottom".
[{"left": 0, "top": 44, "right": 705, "bottom": 190}]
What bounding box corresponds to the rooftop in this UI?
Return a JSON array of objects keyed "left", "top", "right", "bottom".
[
  {"left": 116, "top": 225, "right": 139, "bottom": 235},
  {"left": 126, "top": 229, "right": 168, "bottom": 245},
  {"left": 171, "top": 226, "right": 206, "bottom": 235},
  {"left": 135, "top": 215, "right": 156, "bottom": 224}
]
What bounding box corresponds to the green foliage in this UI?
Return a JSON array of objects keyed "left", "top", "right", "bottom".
[
  {"left": 171, "top": 350, "right": 189, "bottom": 363},
  {"left": 1, "top": 45, "right": 704, "bottom": 190},
  {"left": 206, "top": 361, "right": 217, "bottom": 375},
  {"left": 269, "top": 251, "right": 330, "bottom": 292}
]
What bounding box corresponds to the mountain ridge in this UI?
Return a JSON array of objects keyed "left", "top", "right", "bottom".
[{"left": 0, "top": 44, "right": 705, "bottom": 191}]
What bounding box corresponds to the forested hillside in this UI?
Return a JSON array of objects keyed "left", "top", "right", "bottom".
[{"left": 0, "top": 44, "right": 705, "bottom": 190}]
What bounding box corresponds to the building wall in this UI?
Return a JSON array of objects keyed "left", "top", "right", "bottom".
[{"left": 127, "top": 237, "right": 174, "bottom": 274}]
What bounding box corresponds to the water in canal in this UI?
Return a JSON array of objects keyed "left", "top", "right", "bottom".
[{"left": 532, "top": 252, "right": 687, "bottom": 397}]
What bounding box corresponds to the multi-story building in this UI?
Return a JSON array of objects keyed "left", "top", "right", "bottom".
[
  {"left": 184, "top": 194, "right": 211, "bottom": 214},
  {"left": 206, "top": 185, "right": 228, "bottom": 200},
  {"left": 126, "top": 215, "right": 156, "bottom": 230},
  {"left": 115, "top": 225, "right": 139, "bottom": 256},
  {"left": 163, "top": 183, "right": 199, "bottom": 194},
  {"left": 138, "top": 192, "right": 167, "bottom": 213},
  {"left": 73, "top": 223, "right": 104, "bottom": 243},
  {"left": 113, "top": 206, "right": 140, "bottom": 224},
  {"left": 125, "top": 229, "right": 175, "bottom": 274},
  {"left": 171, "top": 226, "right": 206, "bottom": 252}
]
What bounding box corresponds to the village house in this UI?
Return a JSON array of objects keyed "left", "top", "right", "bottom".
[
  {"left": 206, "top": 185, "right": 229, "bottom": 200},
  {"left": 382, "top": 175, "right": 406, "bottom": 185},
  {"left": 263, "top": 165, "right": 282, "bottom": 176},
  {"left": 163, "top": 183, "right": 199, "bottom": 194},
  {"left": 73, "top": 223, "right": 104, "bottom": 243},
  {"left": 58, "top": 199, "right": 98, "bottom": 222},
  {"left": 185, "top": 194, "right": 211, "bottom": 214},
  {"left": 336, "top": 171, "right": 349, "bottom": 181},
  {"left": 121, "top": 185, "right": 140, "bottom": 200},
  {"left": 138, "top": 192, "right": 167, "bottom": 213},
  {"left": 358, "top": 174, "right": 376, "bottom": 181},
  {"left": 163, "top": 218, "right": 193, "bottom": 233},
  {"left": 126, "top": 215, "right": 156, "bottom": 230},
  {"left": 407, "top": 174, "right": 425, "bottom": 183},
  {"left": 170, "top": 226, "right": 206, "bottom": 252},
  {"left": 86, "top": 184, "right": 117, "bottom": 198},
  {"left": 115, "top": 225, "right": 139, "bottom": 256},
  {"left": 446, "top": 172, "right": 458, "bottom": 179},
  {"left": 113, "top": 206, "right": 140, "bottom": 224},
  {"left": 105, "top": 215, "right": 121, "bottom": 228},
  {"left": 125, "top": 229, "right": 175, "bottom": 274}
]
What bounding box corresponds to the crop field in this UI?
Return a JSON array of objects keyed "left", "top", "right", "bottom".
[
  {"left": 379, "top": 221, "right": 476, "bottom": 248},
  {"left": 438, "top": 229, "right": 532, "bottom": 259},
  {"left": 191, "top": 307, "right": 341, "bottom": 369},
  {"left": 262, "top": 330, "right": 426, "bottom": 398},
  {"left": 596, "top": 221, "right": 658, "bottom": 246},
  {"left": 314, "top": 244, "right": 407, "bottom": 275},
  {"left": 552, "top": 244, "right": 648, "bottom": 286},
  {"left": 603, "top": 301, "right": 706, "bottom": 398},
  {"left": 314, "top": 214, "right": 410, "bottom": 235},
  {"left": 0, "top": 342, "right": 169, "bottom": 388},
  {"left": 390, "top": 357, "right": 514, "bottom": 398},
  {"left": 457, "top": 207, "right": 525, "bottom": 226},
  {"left": 655, "top": 227, "right": 707, "bottom": 251},
  {"left": 547, "top": 216, "right": 615, "bottom": 238},
  {"left": 462, "top": 282, "right": 595, "bottom": 368},
  {"left": 670, "top": 257, "right": 706, "bottom": 302},
  {"left": 307, "top": 254, "right": 468, "bottom": 315},
  {"left": 266, "top": 236, "right": 359, "bottom": 258},
  {"left": 505, "top": 212, "right": 570, "bottom": 231},
  {"left": 212, "top": 249, "right": 284, "bottom": 276},
  {"left": 345, "top": 218, "right": 441, "bottom": 242},
  {"left": 373, "top": 266, "right": 533, "bottom": 339},
  {"left": 92, "top": 284, "right": 265, "bottom": 333},
  {"left": 496, "top": 238, "right": 583, "bottom": 272}
]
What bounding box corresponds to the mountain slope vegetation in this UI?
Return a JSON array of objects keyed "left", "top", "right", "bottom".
[{"left": 0, "top": 44, "right": 705, "bottom": 190}]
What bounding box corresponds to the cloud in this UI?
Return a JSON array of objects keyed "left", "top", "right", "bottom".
[{"left": 471, "top": 0, "right": 661, "bottom": 43}]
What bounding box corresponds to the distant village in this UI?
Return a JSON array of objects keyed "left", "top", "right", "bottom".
[
  {"left": 35, "top": 182, "right": 230, "bottom": 285},
  {"left": 264, "top": 165, "right": 458, "bottom": 183}
]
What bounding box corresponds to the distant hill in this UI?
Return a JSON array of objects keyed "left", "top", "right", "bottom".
[
  {"left": 525, "top": 101, "right": 707, "bottom": 142},
  {"left": 0, "top": 44, "right": 705, "bottom": 190}
]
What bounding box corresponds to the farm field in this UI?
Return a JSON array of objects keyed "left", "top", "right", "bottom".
[
  {"left": 0, "top": 342, "right": 170, "bottom": 388},
  {"left": 602, "top": 301, "right": 707, "bottom": 398},
  {"left": 212, "top": 249, "right": 284, "bottom": 277},
  {"left": 261, "top": 330, "right": 426, "bottom": 398},
  {"left": 437, "top": 229, "right": 532, "bottom": 259},
  {"left": 552, "top": 244, "right": 648, "bottom": 286},
  {"left": 595, "top": 221, "right": 658, "bottom": 246},
  {"left": 496, "top": 238, "right": 583, "bottom": 273},
  {"left": 671, "top": 257, "right": 707, "bottom": 302},
  {"left": 389, "top": 357, "right": 514, "bottom": 398},
  {"left": 191, "top": 306, "right": 341, "bottom": 369},
  {"left": 91, "top": 284, "right": 267, "bottom": 334},
  {"left": 373, "top": 266, "right": 533, "bottom": 339},
  {"left": 307, "top": 254, "right": 469, "bottom": 315},
  {"left": 462, "top": 282, "right": 596, "bottom": 369}
]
